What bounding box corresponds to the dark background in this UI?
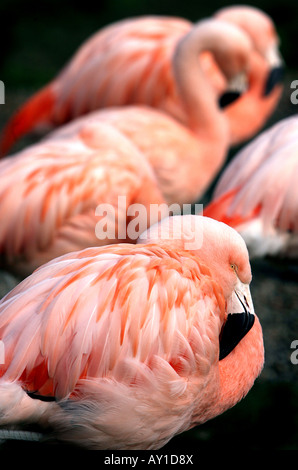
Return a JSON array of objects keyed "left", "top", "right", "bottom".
[
  {"left": 1, "top": 0, "right": 298, "bottom": 87},
  {"left": 0, "top": 0, "right": 298, "bottom": 453}
]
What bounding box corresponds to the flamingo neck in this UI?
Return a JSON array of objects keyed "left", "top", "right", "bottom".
[
  {"left": 217, "top": 316, "right": 264, "bottom": 415},
  {"left": 173, "top": 23, "right": 229, "bottom": 144}
]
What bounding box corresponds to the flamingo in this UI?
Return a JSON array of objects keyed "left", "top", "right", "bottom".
[
  {"left": 34, "top": 19, "right": 253, "bottom": 207},
  {"left": 203, "top": 116, "right": 298, "bottom": 259},
  {"left": 0, "top": 15, "right": 254, "bottom": 269},
  {"left": 0, "top": 121, "right": 165, "bottom": 277},
  {"left": 0, "top": 6, "right": 283, "bottom": 155},
  {"left": 0, "top": 215, "right": 264, "bottom": 449},
  {"left": 42, "top": 106, "right": 223, "bottom": 208},
  {"left": 0, "top": 14, "right": 254, "bottom": 279}
]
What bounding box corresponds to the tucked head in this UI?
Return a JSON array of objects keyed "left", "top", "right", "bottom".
[{"left": 138, "top": 214, "right": 251, "bottom": 298}]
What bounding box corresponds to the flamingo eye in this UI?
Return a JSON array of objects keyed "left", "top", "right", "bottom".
[{"left": 230, "top": 263, "right": 238, "bottom": 272}]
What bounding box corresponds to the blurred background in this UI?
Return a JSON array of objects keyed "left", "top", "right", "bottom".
[
  {"left": 0, "top": 0, "right": 298, "bottom": 452},
  {"left": 1, "top": 0, "right": 298, "bottom": 85}
]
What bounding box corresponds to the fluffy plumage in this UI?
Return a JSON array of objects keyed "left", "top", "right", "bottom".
[
  {"left": 204, "top": 116, "right": 298, "bottom": 258},
  {"left": 0, "top": 121, "right": 164, "bottom": 275},
  {"left": 0, "top": 215, "right": 264, "bottom": 449}
]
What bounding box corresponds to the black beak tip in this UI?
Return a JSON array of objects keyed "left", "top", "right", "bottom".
[
  {"left": 218, "top": 91, "right": 241, "bottom": 109},
  {"left": 219, "top": 311, "right": 255, "bottom": 361},
  {"left": 26, "top": 391, "right": 56, "bottom": 402},
  {"left": 264, "top": 65, "right": 285, "bottom": 96}
]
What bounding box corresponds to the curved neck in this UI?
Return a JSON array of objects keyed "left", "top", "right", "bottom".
[{"left": 173, "top": 21, "right": 229, "bottom": 142}]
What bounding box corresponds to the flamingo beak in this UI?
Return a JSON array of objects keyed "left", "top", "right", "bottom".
[
  {"left": 218, "top": 72, "right": 248, "bottom": 109},
  {"left": 263, "top": 45, "right": 285, "bottom": 96},
  {"left": 219, "top": 280, "right": 255, "bottom": 360},
  {"left": 218, "top": 91, "right": 241, "bottom": 108}
]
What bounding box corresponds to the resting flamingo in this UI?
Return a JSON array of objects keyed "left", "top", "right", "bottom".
[
  {"left": 203, "top": 116, "right": 298, "bottom": 259},
  {"left": 0, "top": 6, "right": 283, "bottom": 155},
  {"left": 0, "top": 121, "right": 165, "bottom": 277},
  {"left": 0, "top": 215, "right": 264, "bottom": 449}
]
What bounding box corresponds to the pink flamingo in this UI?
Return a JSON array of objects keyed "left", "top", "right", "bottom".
[
  {"left": 0, "top": 15, "right": 253, "bottom": 278},
  {"left": 0, "top": 215, "right": 264, "bottom": 449},
  {"left": 203, "top": 116, "right": 298, "bottom": 259},
  {"left": 0, "top": 121, "right": 165, "bottom": 276},
  {"left": 0, "top": 18, "right": 254, "bottom": 276},
  {"left": 0, "top": 6, "right": 283, "bottom": 155},
  {"left": 39, "top": 18, "right": 254, "bottom": 206}
]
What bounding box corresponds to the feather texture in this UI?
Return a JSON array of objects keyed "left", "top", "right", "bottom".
[
  {"left": 0, "top": 215, "right": 264, "bottom": 449},
  {"left": 0, "top": 244, "right": 223, "bottom": 400},
  {"left": 0, "top": 122, "right": 164, "bottom": 274},
  {"left": 204, "top": 116, "right": 298, "bottom": 257}
]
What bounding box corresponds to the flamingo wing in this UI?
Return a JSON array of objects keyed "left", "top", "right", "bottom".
[
  {"left": 45, "top": 106, "right": 206, "bottom": 205},
  {"left": 0, "top": 243, "right": 225, "bottom": 400},
  {"left": 54, "top": 17, "right": 190, "bottom": 118},
  {"left": 0, "top": 122, "right": 164, "bottom": 273},
  {"left": 0, "top": 17, "right": 191, "bottom": 155},
  {"left": 205, "top": 116, "right": 298, "bottom": 232}
]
